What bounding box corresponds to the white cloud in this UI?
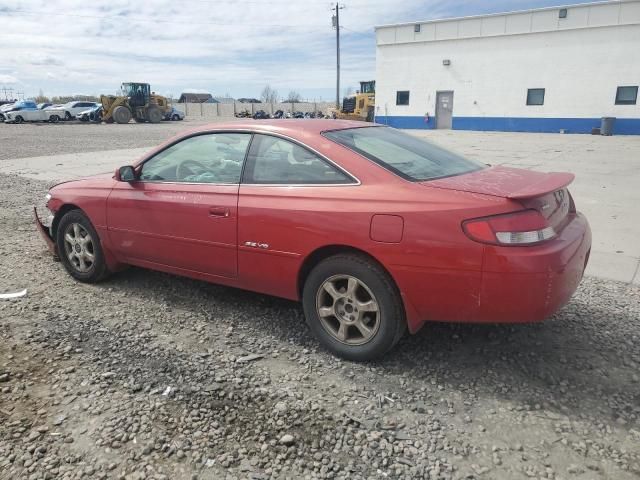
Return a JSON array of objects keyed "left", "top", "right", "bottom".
[
  {"left": 0, "top": 0, "right": 602, "bottom": 99},
  {"left": 181, "top": 89, "right": 212, "bottom": 94},
  {"left": 0, "top": 74, "right": 19, "bottom": 84}
]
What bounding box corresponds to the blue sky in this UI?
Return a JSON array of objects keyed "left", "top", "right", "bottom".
[{"left": 0, "top": 0, "right": 605, "bottom": 101}]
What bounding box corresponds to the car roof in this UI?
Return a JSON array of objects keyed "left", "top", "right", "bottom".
[{"left": 184, "top": 119, "right": 380, "bottom": 137}]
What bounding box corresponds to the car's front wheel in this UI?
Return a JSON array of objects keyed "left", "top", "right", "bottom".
[
  {"left": 302, "top": 254, "right": 406, "bottom": 361},
  {"left": 56, "top": 210, "right": 109, "bottom": 283}
]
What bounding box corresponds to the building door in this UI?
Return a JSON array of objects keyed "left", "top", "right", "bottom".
[{"left": 436, "top": 91, "right": 454, "bottom": 129}]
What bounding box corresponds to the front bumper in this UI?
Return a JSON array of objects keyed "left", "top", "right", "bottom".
[{"left": 33, "top": 206, "right": 57, "bottom": 258}]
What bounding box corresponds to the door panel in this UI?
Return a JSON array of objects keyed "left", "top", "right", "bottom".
[
  {"left": 436, "top": 91, "right": 454, "bottom": 129},
  {"left": 107, "top": 183, "right": 239, "bottom": 277},
  {"left": 106, "top": 132, "right": 251, "bottom": 278}
]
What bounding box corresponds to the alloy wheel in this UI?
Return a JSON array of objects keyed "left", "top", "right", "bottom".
[
  {"left": 315, "top": 274, "right": 380, "bottom": 345},
  {"left": 63, "top": 223, "right": 95, "bottom": 273}
]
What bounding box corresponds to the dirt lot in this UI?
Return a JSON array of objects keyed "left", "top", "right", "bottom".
[
  {"left": 0, "top": 120, "right": 211, "bottom": 161},
  {"left": 1, "top": 123, "right": 639, "bottom": 480}
]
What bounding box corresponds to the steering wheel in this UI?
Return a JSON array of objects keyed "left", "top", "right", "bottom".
[{"left": 175, "top": 159, "right": 212, "bottom": 181}]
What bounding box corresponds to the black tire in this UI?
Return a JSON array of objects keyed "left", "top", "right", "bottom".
[
  {"left": 147, "top": 108, "right": 162, "bottom": 124},
  {"left": 56, "top": 209, "right": 109, "bottom": 283},
  {"left": 49, "top": 115, "right": 60, "bottom": 123},
  {"left": 302, "top": 254, "right": 406, "bottom": 361},
  {"left": 15, "top": 115, "right": 24, "bottom": 124},
  {"left": 113, "top": 105, "right": 132, "bottom": 124},
  {"left": 64, "top": 111, "right": 72, "bottom": 120},
  {"left": 172, "top": 114, "right": 180, "bottom": 121}
]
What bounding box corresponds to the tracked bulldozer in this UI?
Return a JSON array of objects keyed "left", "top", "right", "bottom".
[{"left": 101, "top": 82, "right": 170, "bottom": 124}]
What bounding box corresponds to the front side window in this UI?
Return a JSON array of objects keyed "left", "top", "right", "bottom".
[
  {"left": 324, "top": 126, "right": 485, "bottom": 182},
  {"left": 244, "top": 134, "right": 353, "bottom": 184},
  {"left": 615, "top": 86, "right": 638, "bottom": 105},
  {"left": 396, "top": 91, "right": 410, "bottom": 105},
  {"left": 140, "top": 133, "right": 251, "bottom": 183},
  {"left": 526, "top": 88, "right": 545, "bottom": 106}
]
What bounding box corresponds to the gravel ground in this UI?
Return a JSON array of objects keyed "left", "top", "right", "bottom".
[
  {"left": 0, "top": 121, "right": 214, "bottom": 161},
  {"left": 0, "top": 174, "right": 639, "bottom": 480}
]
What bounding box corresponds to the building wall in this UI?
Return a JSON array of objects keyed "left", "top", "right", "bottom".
[{"left": 375, "top": 1, "right": 640, "bottom": 134}]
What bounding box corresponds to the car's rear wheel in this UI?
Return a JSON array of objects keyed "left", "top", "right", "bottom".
[
  {"left": 302, "top": 254, "right": 405, "bottom": 361},
  {"left": 56, "top": 210, "right": 109, "bottom": 283},
  {"left": 15, "top": 115, "right": 24, "bottom": 124},
  {"left": 49, "top": 115, "right": 60, "bottom": 123},
  {"left": 172, "top": 114, "right": 180, "bottom": 121},
  {"left": 64, "top": 111, "right": 72, "bottom": 120}
]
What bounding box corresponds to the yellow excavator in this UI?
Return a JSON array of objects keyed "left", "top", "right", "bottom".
[
  {"left": 101, "top": 82, "right": 170, "bottom": 124},
  {"left": 338, "top": 80, "right": 375, "bottom": 121}
]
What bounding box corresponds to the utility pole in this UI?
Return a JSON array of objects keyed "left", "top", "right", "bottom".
[{"left": 332, "top": 3, "right": 344, "bottom": 110}]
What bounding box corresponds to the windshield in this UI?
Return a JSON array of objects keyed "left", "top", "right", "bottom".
[{"left": 324, "top": 126, "right": 485, "bottom": 182}]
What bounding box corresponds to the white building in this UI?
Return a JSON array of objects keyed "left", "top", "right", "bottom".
[{"left": 374, "top": 0, "right": 640, "bottom": 134}]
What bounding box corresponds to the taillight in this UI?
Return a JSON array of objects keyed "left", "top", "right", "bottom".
[{"left": 462, "top": 210, "right": 556, "bottom": 246}]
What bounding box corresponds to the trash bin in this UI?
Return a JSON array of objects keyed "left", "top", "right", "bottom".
[{"left": 601, "top": 117, "right": 616, "bottom": 136}]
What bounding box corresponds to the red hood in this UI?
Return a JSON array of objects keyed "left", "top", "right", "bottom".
[
  {"left": 51, "top": 172, "right": 115, "bottom": 189},
  {"left": 424, "top": 166, "right": 574, "bottom": 199}
]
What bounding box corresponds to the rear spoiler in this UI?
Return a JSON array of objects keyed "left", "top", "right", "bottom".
[{"left": 506, "top": 172, "right": 575, "bottom": 199}]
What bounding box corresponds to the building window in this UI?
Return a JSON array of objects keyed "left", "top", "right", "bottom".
[
  {"left": 615, "top": 86, "right": 638, "bottom": 105},
  {"left": 526, "top": 88, "right": 545, "bottom": 106},
  {"left": 396, "top": 91, "right": 410, "bottom": 106},
  {"left": 414, "top": 24, "right": 421, "bottom": 33}
]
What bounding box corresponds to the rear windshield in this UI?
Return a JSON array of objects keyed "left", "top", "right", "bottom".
[{"left": 323, "top": 126, "right": 485, "bottom": 181}]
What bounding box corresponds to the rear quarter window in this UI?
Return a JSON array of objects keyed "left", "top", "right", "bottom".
[{"left": 323, "top": 126, "right": 485, "bottom": 182}]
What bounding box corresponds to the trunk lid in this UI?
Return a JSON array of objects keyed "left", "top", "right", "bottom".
[{"left": 425, "top": 166, "right": 574, "bottom": 229}]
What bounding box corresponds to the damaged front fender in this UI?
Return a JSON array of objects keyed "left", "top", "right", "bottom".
[{"left": 33, "top": 206, "right": 58, "bottom": 259}]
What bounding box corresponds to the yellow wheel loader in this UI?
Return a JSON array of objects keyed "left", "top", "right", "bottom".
[
  {"left": 101, "top": 83, "right": 170, "bottom": 124},
  {"left": 338, "top": 80, "right": 375, "bottom": 122}
]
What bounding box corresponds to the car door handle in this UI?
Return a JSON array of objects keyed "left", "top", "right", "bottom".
[{"left": 209, "top": 207, "right": 230, "bottom": 218}]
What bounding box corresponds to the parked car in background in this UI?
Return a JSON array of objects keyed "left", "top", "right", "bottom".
[
  {"left": 37, "top": 103, "right": 53, "bottom": 110},
  {"left": 163, "top": 106, "right": 185, "bottom": 121},
  {"left": 4, "top": 105, "right": 64, "bottom": 123},
  {"left": 76, "top": 104, "right": 103, "bottom": 122},
  {"left": 36, "top": 120, "right": 591, "bottom": 361},
  {"left": 52, "top": 101, "right": 99, "bottom": 120},
  {"left": 0, "top": 100, "right": 37, "bottom": 121},
  {"left": 253, "top": 110, "right": 270, "bottom": 119},
  {"left": 0, "top": 103, "right": 15, "bottom": 121}
]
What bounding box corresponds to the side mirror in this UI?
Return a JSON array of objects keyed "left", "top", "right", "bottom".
[{"left": 116, "top": 165, "right": 136, "bottom": 182}]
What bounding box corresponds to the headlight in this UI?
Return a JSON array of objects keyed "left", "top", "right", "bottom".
[{"left": 45, "top": 193, "right": 52, "bottom": 202}]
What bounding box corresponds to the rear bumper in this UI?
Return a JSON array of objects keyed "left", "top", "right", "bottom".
[
  {"left": 395, "top": 212, "right": 591, "bottom": 332},
  {"left": 476, "top": 212, "right": 591, "bottom": 323},
  {"left": 33, "top": 206, "right": 57, "bottom": 257}
]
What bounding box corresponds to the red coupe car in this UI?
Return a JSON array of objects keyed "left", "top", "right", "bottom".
[{"left": 36, "top": 120, "right": 591, "bottom": 361}]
